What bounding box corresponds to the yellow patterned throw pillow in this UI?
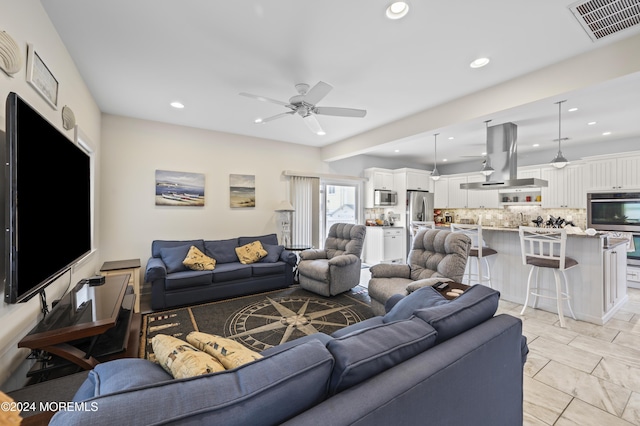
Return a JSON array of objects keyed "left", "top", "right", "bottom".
[
  {"left": 235, "top": 241, "right": 267, "bottom": 264},
  {"left": 186, "top": 332, "right": 263, "bottom": 369},
  {"left": 183, "top": 245, "right": 216, "bottom": 271},
  {"left": 152, "top": 334, "right": 225, "bottom": 379}
]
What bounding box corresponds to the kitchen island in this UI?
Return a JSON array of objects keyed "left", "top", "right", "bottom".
[{"left": 479, "top": 227, "right": 628, "bottom": 325}]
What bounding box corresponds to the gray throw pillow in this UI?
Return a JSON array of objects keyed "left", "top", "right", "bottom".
[{"left": 259, "top": 244, "right": 285, "bottom": 263}]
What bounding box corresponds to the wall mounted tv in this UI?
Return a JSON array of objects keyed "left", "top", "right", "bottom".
[{"left": 3, "top": 92, "right": 91, "bottom": 304}]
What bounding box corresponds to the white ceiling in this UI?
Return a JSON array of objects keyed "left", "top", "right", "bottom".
[{"left": 40, "top": 0, "right": 640, "bottom": 166}]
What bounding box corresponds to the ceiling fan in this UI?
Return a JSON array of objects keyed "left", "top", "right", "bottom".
[{"left": 239, "top": 81, "right": 367, "bottom": 135}]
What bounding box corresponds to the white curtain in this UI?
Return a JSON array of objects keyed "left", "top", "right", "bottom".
[{"left": 290, "top": 176, "right": 320, "bottom": 248}]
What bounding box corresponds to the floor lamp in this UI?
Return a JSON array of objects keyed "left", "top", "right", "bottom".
[{"left": 275, "top": 201, "right": 295, "bottom": 247}]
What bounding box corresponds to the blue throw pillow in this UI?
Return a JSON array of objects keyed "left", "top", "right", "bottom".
[
  {"left": 204, "top": 238, "right": 239, "bottom": 264},
  {"left": 414, "top": 284, "right": 500, "bottom": 343},
  {"left": 159, "top": 244, "right": 192, "bottom": 273},
  {"left": 383, "top": 286, "right": 449, "bottom": 323},
  {"left": 259, "top": 244, "right": 285, "bottom": 263},
  {"left": 326, "top": 316, "right": 437, "bottom": 395}
]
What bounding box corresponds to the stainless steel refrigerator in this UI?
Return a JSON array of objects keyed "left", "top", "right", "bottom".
[{"left": 406, "top": 190, "right": 435, "bottom": 254}]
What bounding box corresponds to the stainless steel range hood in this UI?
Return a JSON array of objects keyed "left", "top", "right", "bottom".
[{"left": 460, "top": 122, "right": 548, "bottom": 190}]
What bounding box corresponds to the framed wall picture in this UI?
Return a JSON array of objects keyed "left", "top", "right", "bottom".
[
  {"left": 26, "top": 44, "right": 59, "bottom": 109},
  {"left": 155, "top": 170, "right": 205, "bottom": 206},
  {"left": 230, "top": 174, "right": 255, "bottom": 208}
]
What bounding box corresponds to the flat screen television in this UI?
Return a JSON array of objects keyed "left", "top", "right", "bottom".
[{"left": 3, "top": 92, "right": 91, "bottom": 304}]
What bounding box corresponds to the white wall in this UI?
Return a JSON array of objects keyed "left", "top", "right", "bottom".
[
  {"left": 0, "top": 0, "right": 102, "bottom": 389},
  {"left": 99, "top": 114, "right": 332, "bottom": 269}
]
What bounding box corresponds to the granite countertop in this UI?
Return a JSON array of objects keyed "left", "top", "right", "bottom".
[{"left": 481, "top": 226, "right": 599, "bottom": 238}]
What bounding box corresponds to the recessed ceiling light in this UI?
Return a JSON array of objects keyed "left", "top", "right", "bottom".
[
  {"left": 317, "top": 130, "right": 326, "bottom": 136},
  {"left": 448, "top": 136, "right": 454, "bottom": 140},
  {"left": 386, "top": 2, "right": 409, "bottom": 19},
  {"left": 533, "top": 143, "right": 540, "bottom": 147},
  {"left": 394, "top": 149, "right": 400, "bottom": 153},
  {"left": 443, "top": 159, "right": 448, "bottom": 162},
  {"left": 602, "top": 131, "right": 611, "bottom": 136},
  {"left": 170, "top": 101, "right": 184, "bottom": 109},
  {"left": 470, "top": 57, "right": 490, "bottom": 68},
  {"left": 588, "top": 121, "right": 597, "bottom": 125},
  {"left": 568, "top": 107, "right": 578, "bottom": 112},
  {"left": 254, "top": 118, "right": 264, "bottom": 124},
  {"left": 481, "top": 152, "right": 487, "bottom": 156}
]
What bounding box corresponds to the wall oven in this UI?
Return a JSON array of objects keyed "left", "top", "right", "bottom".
[{"left": 587, "top": 191, "right": 640, "bottom": 232}]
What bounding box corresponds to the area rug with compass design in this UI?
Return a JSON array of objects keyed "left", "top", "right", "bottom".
[{"left": 139, "top": 285, "right": 373, "bottom": 361}]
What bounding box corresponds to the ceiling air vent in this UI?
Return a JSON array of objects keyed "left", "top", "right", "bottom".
[{"left": 569, "top": 0, "right": 640, "bottom": 41}]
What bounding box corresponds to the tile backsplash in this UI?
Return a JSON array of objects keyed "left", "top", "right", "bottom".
[{"left": 440, "top": 206, "right": 587, "bottom": 229}]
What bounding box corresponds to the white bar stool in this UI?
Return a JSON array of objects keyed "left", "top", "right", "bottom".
[
  {"left": 518, "top": 226, "right": 578, "bottom": 328},
  {"left": 450, "top": 224, "right": 497, "bottom": 288}
]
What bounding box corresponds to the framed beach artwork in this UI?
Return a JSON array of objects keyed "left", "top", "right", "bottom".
[
  {"left": 230, "top": 174, "right": 255, "bottom": 208},
  {"left": 155, "top": 170, "right": 205, "bottom": 206}
]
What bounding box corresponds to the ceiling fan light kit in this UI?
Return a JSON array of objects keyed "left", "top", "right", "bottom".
[
  {"left": 550, "top": 100, "right": 569, "bottom": 169},
  {"left": 240, "top": 81, "right": 366, "bottom": 136}
]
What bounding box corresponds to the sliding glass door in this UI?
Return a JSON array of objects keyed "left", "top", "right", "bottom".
[{"left": 320, "top": 182, "right": 361, "bottom": 243}]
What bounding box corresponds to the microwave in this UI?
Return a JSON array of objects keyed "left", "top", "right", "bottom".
[
  {"left": 374, "top": 190, "right": 397, "bottom": 206},
  {"left": 587, "top": 191, "right": 640, "bottom": 232}
]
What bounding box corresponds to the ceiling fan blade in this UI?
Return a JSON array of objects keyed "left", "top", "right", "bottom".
[
  {"left": 257, "top": 111, "right": 295, "bottom": 123},
  {"left": 303, "top": 81, "right": 333, "bottom": 105},
  {"left": 303, "top": 114, "right": 325, "bottom": 135},
  {"left": 239, "top": 92, "right": 290, "bottom": 107},
  {"left": 314, "top": 106, "right": 367, "bottom": 118}
]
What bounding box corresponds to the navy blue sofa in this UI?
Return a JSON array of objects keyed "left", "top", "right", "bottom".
[
  {"left": 50, "top": 285, "right": 528, "bottom": 426},
  {"left": 145, "top": 233, "right": 297, "bottom": 310}
]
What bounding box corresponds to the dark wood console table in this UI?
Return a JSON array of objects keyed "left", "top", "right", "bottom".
[{"left": 18, "top": 275, "right": 138, "bottom": 371}]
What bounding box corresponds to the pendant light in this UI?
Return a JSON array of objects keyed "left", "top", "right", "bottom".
[
  {"left": 550, "top": 100, "right": 569, "bottom": 169},
  {"left": 480, "top": 120, "right": 495, "bottom": 176},
  {"left": 431, "top": 133, "right": 440, "bottom": 181}
]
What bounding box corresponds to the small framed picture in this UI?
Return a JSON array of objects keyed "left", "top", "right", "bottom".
[{"left": 26, "top": 44, "right": 59, "bottom": 109}]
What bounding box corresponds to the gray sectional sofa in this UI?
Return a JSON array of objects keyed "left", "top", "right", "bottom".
[
  {"left": 49, "top": 284, "right": 528, "bottom": 426},
  {"left": 145, "top": 233, "right": 297, "bottom": 310}
]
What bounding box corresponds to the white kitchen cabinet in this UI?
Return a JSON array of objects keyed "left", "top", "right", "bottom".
[
  {"left": 363, "top": 227, "right": 405, "bottom": 264},
  {"left": 433, "top": 177, "right": 448, "bottom": 208},
  {"left": 586, "top": 155, "right": 640, "bottom": 190},
  {"left": 447, "top": 176, "right": 469, "bottom": 208},
  {"left": 603, "top": 244, "right": 627, "bottom": 312},
  {"left": 540, "top": 164, "right": 586, "bottom": 208},
  {"left": 406, "top": 170, "right": 433, "bottom": 191},
  {"left": 628, "top": 266, "right": 640, "bottom": 289},
  {"left": 371, "top": 169, "right": 394, "bottom": 190},
  {"left": 466, "top": 175, "right": 500, "bottom": 208}
]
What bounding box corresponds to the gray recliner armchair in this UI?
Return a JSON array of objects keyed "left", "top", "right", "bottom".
[
  {"left": 368, "top": 228, "right": 471, "bottom": 315},
  {"left": 297, "top": 223, "right": 367, "bottom": 297}
]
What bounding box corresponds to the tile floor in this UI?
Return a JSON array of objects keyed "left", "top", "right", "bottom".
[
  {"left": 360, "top": 268, "right": 640, "bottom": 425},
  {"left": 498, "top": 288, "right": 640, "bottom": 426}
]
